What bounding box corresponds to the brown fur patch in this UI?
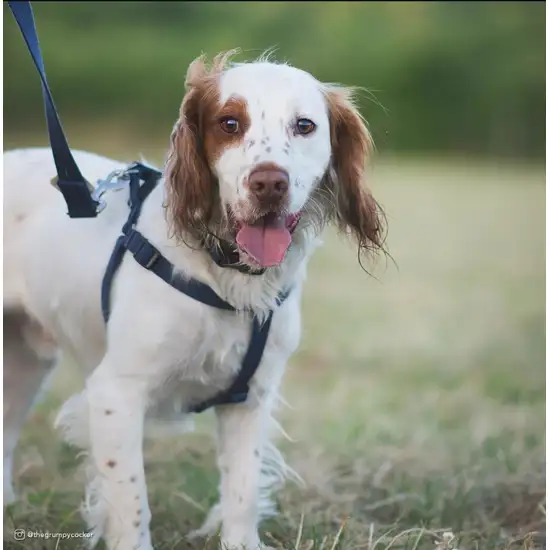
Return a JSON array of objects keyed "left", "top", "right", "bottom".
[
  {"left": 204, "top": 95, "right": 250, "bottom": 162},
  {"left": 321, "top": 86, "right": 385, "bottom": 256},
  {"left": 164, "top": 50, "right": 249, "bottom": 242}
]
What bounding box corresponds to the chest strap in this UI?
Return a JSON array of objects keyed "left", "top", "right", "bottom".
[{"left": 101, "top": 164, "right": 289, "bottom": 414}]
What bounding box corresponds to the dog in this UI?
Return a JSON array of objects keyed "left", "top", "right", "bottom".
[{"left": 3, "top": 50, "right": 384, "bottom": 549}]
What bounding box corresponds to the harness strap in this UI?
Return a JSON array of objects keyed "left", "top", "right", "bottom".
[
  {"left": 120, "top": 228, "right": 289, "bottom": 413},
  {"left": 8, "top": 1, "right": 98, "bottom": 218},
  {"left": 189, "top": 315, "right": 274, "bottom": 413},
  {"left": 100, "top": 164, "right": 290, "bottom": 414},
  {"left": 101, "top": 168, "right": 164, "bottom": 322},
  {"left": 120, "top": 229, "right": 289, "bottom": 413},
  {"left": 122, "top": 230, "right": 237, "bottom": 312}
]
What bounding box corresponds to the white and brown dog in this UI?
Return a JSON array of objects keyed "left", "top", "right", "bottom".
[{"left": 3, "top": 51, "right": 384, "bottom": 549}]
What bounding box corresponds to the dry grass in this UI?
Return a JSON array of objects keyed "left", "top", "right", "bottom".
[{"left": 2, "top": 134, "right": 545, "bottom": 550}]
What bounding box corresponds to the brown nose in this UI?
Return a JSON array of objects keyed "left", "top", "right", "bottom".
[{"left": 247, "top": 163, "right": 289, "bottom": 207}]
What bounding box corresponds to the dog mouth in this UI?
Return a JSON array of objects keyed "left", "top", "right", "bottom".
[{"left": 234, "top": 212, "right": 301, "bottom": 268}]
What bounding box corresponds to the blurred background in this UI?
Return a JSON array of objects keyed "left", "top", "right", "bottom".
[
  {"left": 3, "top": 3, "right": 545, "bottom": 549},
  {"left": 4, "top": 2, "right": 545, "bottom": 159}
]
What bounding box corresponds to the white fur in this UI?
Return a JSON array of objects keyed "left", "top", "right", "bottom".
[
  {"left": 2, "top": 56, "right": 338, "bottom": 550},
  {"left": 215, "top": 62, "right": 332, "bottom": 217}
]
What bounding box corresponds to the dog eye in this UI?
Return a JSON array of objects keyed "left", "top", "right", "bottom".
[
  {"left": 219, "top": 117, "right": 239, "bottom": 134},
  {"left": 295, "top": 118, "right": 316, "bottom": 136}
]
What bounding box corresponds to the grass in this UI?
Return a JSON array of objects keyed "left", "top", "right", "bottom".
[{"left": 2, "top": 130, "right": 546, "bottom": 549}]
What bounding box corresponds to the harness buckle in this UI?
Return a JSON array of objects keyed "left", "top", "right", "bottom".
[
  {"left": 124, "top": 231, "right": 161, "bottom": 271},
  {"left": 144, "top": 251, "right": 160, "bottom": 269}
]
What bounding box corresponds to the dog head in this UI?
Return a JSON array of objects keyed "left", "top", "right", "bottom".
[{"left": 165, "top": 50, "right": 384, "bottom": 270}]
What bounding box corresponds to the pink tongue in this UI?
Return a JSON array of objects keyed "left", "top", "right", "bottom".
[{"left": 236, "top": 213, "right": 292, "bottom": 267}]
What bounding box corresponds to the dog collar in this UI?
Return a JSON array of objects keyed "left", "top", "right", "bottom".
[{"left": 205, "top": 239, "right": 266, "bottom": 276}]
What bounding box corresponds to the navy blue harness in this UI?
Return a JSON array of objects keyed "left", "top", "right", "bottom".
[{"left": 9, "top": 1, "right": 289, "bottom": 415}]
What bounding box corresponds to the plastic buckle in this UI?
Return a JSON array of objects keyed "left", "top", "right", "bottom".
[{"left": 128, "top": 235, "right": 160, "bottom": 270}]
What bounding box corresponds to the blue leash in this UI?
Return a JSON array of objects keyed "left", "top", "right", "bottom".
[{"left": 7, "top": 1, "right": 99, "bottom": 218}]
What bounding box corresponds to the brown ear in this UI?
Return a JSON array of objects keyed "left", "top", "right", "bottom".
[
  {"left": 322, "top": 86, "right": 385, "bottom": 256},
  {"left": 164, "top": 51, "right": 243, "bottom": 241},
  {"left": 164, "top": 55, "right": 214, "bottom": 241}
]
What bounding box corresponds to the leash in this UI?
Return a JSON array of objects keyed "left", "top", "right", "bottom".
[{"left": 7, "top": 1, "right": 99, "bottom": 218}]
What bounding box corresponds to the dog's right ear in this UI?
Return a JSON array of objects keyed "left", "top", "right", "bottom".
[
  {"left": 164, "top": 51, "right": 240, "bottom": 241},
  {"left": 164, "top": 55, "right": 215, "bottom": 241}
]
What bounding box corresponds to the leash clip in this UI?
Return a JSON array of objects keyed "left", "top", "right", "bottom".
[{"left": 92, "top": 169, "right": 132, "bottom": 213}]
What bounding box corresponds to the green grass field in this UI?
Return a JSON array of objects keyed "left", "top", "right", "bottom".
[{"left": 2, "top": 135, "right": 545, "bottom": 549}]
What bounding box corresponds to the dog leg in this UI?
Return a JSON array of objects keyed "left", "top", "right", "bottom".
[
  {"left": 3, "top": 310, "right": 58, "bottom": 505},
  {"left": 85, "top": 358, "right": 153, "bottom": 550},
  {"left": 214, "top": 401, "right": 273, "bottom": 550}
]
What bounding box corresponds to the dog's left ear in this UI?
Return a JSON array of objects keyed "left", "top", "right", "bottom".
[{"left": 322, "top": 86, "right": 385, "bottom": 254}]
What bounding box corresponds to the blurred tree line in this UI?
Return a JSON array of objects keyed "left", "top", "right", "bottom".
[{"left": 4, "top": 2, "right": 545, "bottom": 159}]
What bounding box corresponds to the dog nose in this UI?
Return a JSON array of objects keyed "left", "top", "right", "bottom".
[{"left": 247, "top": 163, "right": 289, "bottom": 206}]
